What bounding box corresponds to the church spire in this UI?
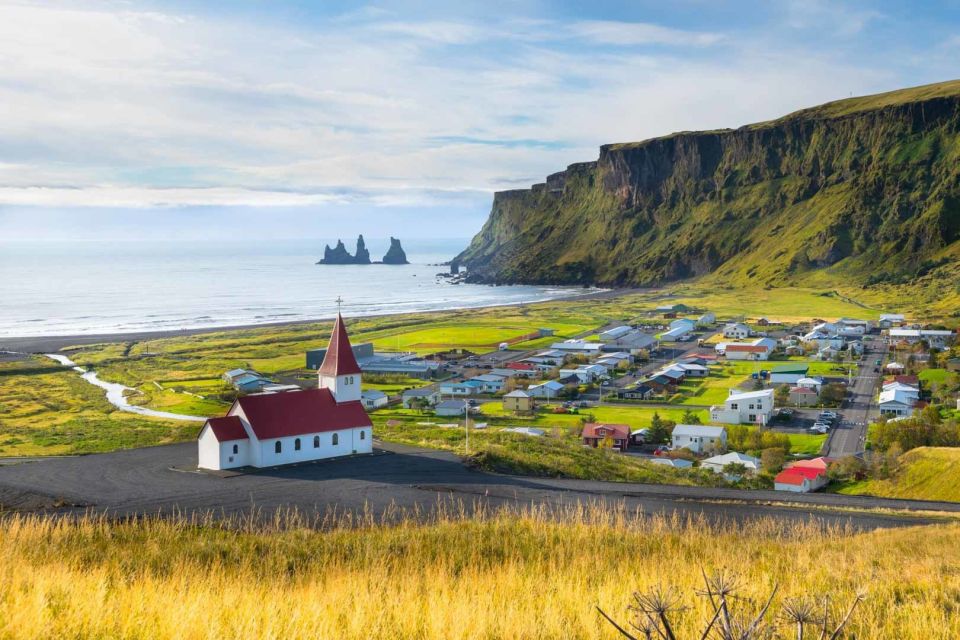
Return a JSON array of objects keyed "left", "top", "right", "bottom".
[{"left": 318, "top": 313, "right": 362, "bottom": 377}]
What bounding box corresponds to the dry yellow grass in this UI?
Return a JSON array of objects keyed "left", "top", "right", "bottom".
[{"left": 0, "top": 505, "right": 958, "bottom": 639}]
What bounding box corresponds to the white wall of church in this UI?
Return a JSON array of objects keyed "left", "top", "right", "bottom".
[
  {"left": 198, "top": 426, "right": 250, "bottom": 470},
  {"left": 254, "top": 426, "right": 372, "bottom": 468}
]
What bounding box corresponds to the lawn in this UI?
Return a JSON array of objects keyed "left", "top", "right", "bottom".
[
  {"left": 475, "top": 402, "right": 707, "bottom": 428},
  {"left": 835, "top": 447, "right": 960, "bottom": 501},
  {"left": 918, "top": 368, "right": 951, "bottom": 385}
]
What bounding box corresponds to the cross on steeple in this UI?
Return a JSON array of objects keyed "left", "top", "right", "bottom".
[{"left": 335, "top": 296, "right": 343, "bottom": 313}]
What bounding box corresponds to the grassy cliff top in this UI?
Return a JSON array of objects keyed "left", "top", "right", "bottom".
[{"left": 604, "top": 79, "right": 960, "bottom": 151}]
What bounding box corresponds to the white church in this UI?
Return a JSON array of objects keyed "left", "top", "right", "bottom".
[{"left": 197, "top": 313, "right": 373, "bottom": 470}]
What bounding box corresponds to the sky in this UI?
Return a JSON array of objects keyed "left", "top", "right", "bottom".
[{"left": 0, "top": 0, "right": 958, "bottom": 242}]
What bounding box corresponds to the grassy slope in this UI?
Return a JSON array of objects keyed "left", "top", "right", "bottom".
[
  {"left": 0, "top": 358, "right": 195, "bottom": 455},
  {"left": 836, "top": 447, "right": 960, "bottom": 501},
  {"left": 1, "top": 509, "right": 959, "bottom": 639}
]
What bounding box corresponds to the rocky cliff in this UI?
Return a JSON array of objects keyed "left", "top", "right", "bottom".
[{"left": 455, "top": 81, "right": 960, "bottom": 292}]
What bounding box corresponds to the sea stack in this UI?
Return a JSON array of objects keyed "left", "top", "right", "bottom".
[
  {"left": 318, "top": 239, "right": 355, "bottom": 264},
  {"left": 354, "top": 235, "right": 372, "bottom": 264},
  {"left": 382, "top": 237, "right": 409, "bottom": 264}
]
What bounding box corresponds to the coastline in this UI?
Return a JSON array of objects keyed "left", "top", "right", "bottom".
[{"left": 0, "top": 286, "right": 646, "bottom": 354}]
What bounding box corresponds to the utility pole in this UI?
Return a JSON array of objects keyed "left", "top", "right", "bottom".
[{"left": 464, "top": 399, "right": 470, "bottom": 454}]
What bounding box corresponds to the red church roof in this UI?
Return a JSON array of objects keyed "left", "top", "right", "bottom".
[
  {"left": 204, "top": 416, "right": 248, "bottom": 441},
  {"left": 318, "top": 313, "right": 362, "bottom": 376},
  {"left": 235, "top": 388, "right": 371, "bottom": 440}
]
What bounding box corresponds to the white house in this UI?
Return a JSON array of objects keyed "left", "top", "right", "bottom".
[
  {"left": 697, "top": 312, "right": 716, "bottom": 327},
  {"left": 559, "top": 364, "right": 606, "bottom": 383},
  {"left": 471, "top": 374, "right": 507, "bottom": 393},
  {"left": 723, "top": 323, "right": 752, "bottom": 339},
  {"left": 671, "top": 424, "right": 727, "bottom": 454},
  {"left": 198, "top": 313, "right": 373, "bottom": 471},
  {"left": 796, "top": 376, "right": 824, "bottom": 392},
  {"left": 710, "top": 388, "right": 775, "bottom": 425},
  {"left": 720, "top": 338, "right": 777, "bottom": 361},
  {"left": 879, "top": 381, "right": 920, "bottom": 417},
  {"left": 526, "top": 380, "right": 565, "bottom": 399},
  {"left": 878, "top": 313, "right": 906, "bottom": 328},
  {"left": 439, "top": 380, "right": 483, "bottom": 396},
  {"left": 669, "top": 318, "right": 697, "bottom": 332},
  {"left": 701, "top": 451, "right": 761, "bottom": 475},
  {"left": 402, "top": 387, "right": 440, "bottom": 408},
  {"left": 361, "top": 389, "right": 388, "bottom": 410},
  {"left": 435, "top": 400, "right": 468, "bottom": 417},
  {"left": 661, "top": 321, "right": 695, "bottom": 342}
]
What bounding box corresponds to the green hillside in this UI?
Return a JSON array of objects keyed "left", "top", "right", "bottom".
[
  {"left": 836, "top": 447, "right": 960, "bottom": 502},
  {"left": 456, "top": 80, "right": 960, "bottom": 317}
]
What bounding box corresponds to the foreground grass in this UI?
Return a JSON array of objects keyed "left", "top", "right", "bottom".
[
  {"left": 0, "top": 507, "right": 958, "bottom": 638},
  {"left": 836, "top": 447, "right": 960, "bottom": 502}
]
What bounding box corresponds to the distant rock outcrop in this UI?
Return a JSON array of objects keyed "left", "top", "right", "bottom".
[
  {"left": 381, "top": 237, "right": 409, "bottom": 264},
  {"left": 354, "top": 235, "right": 371, "bottom": 264},
  {"left": 317, "top": 235, "right": 372, "bottom": 265}
]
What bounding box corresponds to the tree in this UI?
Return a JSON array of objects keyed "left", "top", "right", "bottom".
[
  {"left": 681, "top": 409, "right": 702, "bottom": 425},
  {"left": 648, "top": 412, "right": 672, "bottom": 444},
  {"left": 820, "top": 382, "right": 846, "bottom": 406},
  {"left": 722, "top": 462, "right": 749, "bottom": 477},
  {"left": 760, "top": 448, "right": 786, "bottom": 473},
  {"left": 774, "top": 385, "right": 790, "bottom": 405}
]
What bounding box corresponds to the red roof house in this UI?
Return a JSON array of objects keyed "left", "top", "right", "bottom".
[
  {"left": 774, "top": 466, "right": 829, "bottom": 493},
  {"left": 581, "top": 423, "right": 631, "bottom": 451}
]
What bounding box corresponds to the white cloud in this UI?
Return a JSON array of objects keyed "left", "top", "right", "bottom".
[{"left": 0, "top": 0, "right": 940, "bottom": 214}]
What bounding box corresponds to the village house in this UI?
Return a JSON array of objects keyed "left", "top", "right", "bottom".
[
  {"left": 502, "top": 389, "right": 534, "bottom": 413},
  {"left": 439, "top": 380, "right": 483, "bottom": 396},
  {"left": 710, "top": 388, "right": 775, "bottom": 425},
  {"left": 435, "top": 399, "right": 468, "bottom": 417},
  {"left": 471, "top": 374, "right": 508, "bottom": 393},
  {"left": 360, "top": 389, "right": 388, "bottom": 410},
  {"left": 717, "top": 337, "right": 777, "bottom": 361},
  {"left": 879, "top": 380, "right": 920, "bottom": 417},
  {"left": 661, "top": 319, "right": 696, "bottom": 342},
  {"left": 526, "top": 380, "right": 565, "bottom": 399},
  {"left": 581, "top": 423, "right": 631, "bottom": 451},
  {"left": 788, "top": 386, "right": 819, "bottom": 406},
  {"left": 198, "top": 314, "right": 373, "bottom": 471},
  {"left": 701, "top": 451, "right": 761, "bottom": 475},
  {"left": 618, "top": 383, "right": 654, "bottom": 400},
  {"left": 878, "top": 313, "right": 906, "bottom": 328},
  {"left": 560, "top": 364, "right": 606, "bottom": 383},
  {"left": 774, "top": 465, "right": 829, "bottom": 492},
  {"left": 697, "top": 312, "right": 716, "bottom": 327},
  {"left": 722, "top": 322, "right": 752, "bottom": 339},
  {"left": 402, "top": 387, "right": 440, "bottom": 408},
  {"left": 671, "top": 424, "right": 727, "bottom": 454}
]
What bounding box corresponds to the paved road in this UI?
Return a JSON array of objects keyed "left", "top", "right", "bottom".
[
  {"left": 0, "top": 441, "right": 955, "bottom": 530},
  {"left": 826, "top": 339, "right": 887, "bottom": 458}
]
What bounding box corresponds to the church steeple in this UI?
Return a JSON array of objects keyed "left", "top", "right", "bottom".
[{"left": 318, "top": 313, "right": 362, "bottom": 403}]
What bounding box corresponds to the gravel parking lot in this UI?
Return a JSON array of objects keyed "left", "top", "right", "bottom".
[{"left": 0, "top": 441, "right": 956, "bottom": 529}]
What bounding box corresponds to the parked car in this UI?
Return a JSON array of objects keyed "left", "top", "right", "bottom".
[
  {"left": 820, "top": 411, "right": 838, "bottom": 420},
  {"left": 653, "top": 446, "right": 672, "bottom": 457}
]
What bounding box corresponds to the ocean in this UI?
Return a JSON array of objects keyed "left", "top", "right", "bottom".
[{"left": 0, "top": 238, "right": 593, "bottom": 338}]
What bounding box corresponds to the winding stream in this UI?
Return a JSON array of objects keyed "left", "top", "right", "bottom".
[{"left": 45, "top": 354, "right": 206, "bottom": 422}]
